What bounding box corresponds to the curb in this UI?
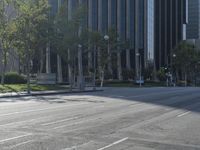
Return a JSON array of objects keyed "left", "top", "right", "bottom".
[{"left": 0, "top": 89, "right": 103, "bottom": 99}]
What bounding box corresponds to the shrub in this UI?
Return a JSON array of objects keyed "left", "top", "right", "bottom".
[
  {"left": 156, "top": 68, "right": 166, "bottom": 81},
  {"left": 104, "top": 70, "right": 113, "bottom": 80},
  {"left": 0, "top": 72, "right": 27, "bottom": 84},
  {"left": 122, "top": 69, "right": 135, "bottom": 80},
  {"left": 144, "top": 67, "right": 154, "bottom": 80}
]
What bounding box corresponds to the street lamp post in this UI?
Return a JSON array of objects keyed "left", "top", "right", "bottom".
[
  {"left": 136, "top": 53, "right": 142, "bottom": 87},
  {"left": 172, "top": 53, "right": 176, "bottom": 87},
  {"left": 78, "top": 44, "right": 84, "bottom": 91},
  {"left": 104, "top": 35, "right": 112, "bottom": 76}
]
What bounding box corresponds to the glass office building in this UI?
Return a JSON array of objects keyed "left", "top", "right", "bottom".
[
  {"left": 187, "top": 0, "right": 200, "bottom": 39},
  {"left": 154, "top": 0, "right": 188, "bottom": 69},
  {"left": 49, "top": 0, "right": 188, "bottom": 73},
  {"left": 49, "top": 0, "right": 155, "bottom": 75}
]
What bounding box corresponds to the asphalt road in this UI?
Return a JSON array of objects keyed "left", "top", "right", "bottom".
[{"left": 0, "top": 87, "right": 200, "bottom": 150}]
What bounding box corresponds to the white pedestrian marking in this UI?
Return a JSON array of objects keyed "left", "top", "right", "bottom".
[
  {"left": 9, "top": 140, "right": 33, "bottom": 149},
  {"left": 0, "top": 103, "right": 87, "bottom": 117},
  {"left": 177, "top": 111, "right": 190, "bottom": 117},
  {"left": 42, "top": 117, "right": 79, "bottom": 126},
  {"left": 97, "top": 137, "right": 129, "bottom": 150},
  {"left": 0, "top": 133, "right": 32, "bottom": 143}
]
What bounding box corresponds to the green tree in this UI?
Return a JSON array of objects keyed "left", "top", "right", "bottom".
[
  {"left": 173, "top": 41, "right": 200, "bottom": 86},
  {"left": 52, "top": 1, "right": 87, "bottom": 90},
  {"left": 0, "top": 0, "right": 16, "bottom": 85},
  {"left": 12, "top": 0, "right": 50, "bottom": 93},
  {"left": 89, "top": 28, "right": 125, "bottom": 87}
]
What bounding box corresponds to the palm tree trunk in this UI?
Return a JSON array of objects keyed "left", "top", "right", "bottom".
[
  {"left": 57, "top": 54, "right": 63, "bottom": 84},
  {"left": 117, "top": 52, "right": 122, "bottom": 80},
  {"left": 68, "top": 49, "right": 73, "bottom": 91},
  {"left": 1, "top": 51, "right": 7, "bottom": 85}
]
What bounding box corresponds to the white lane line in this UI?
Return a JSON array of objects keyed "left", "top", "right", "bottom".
[
  {"left": 62, "top": 141, "right": 92, "bottom": 150},
  {"left": 8, "top": 140, "right": 33, "bottom": 149},
  {"left": 97, "top": 137, "right": 129, "bottom": 150},
  {"left": 53, "top": 103, "right": 151, "bottom": 130},
  {"left": 107, "top": 90, "right": 183, "bottom": 99},
  {"left": 0, "top": 133, "right": 32, "bottom": 144},
  {"left": 42, "top": 117, "right": 79, "bottom": 126},
  {"left": 53, "top": 118, "right": 95, "bottom": 129},
  {"left": 0, "top": 103, "right": 87, "bottom": 117},
  {"left": 177, "top": 111, "right": 190, "bottom": 117},
  {"left": 0, "top": 115, "right": 52, "bottom": 127}
]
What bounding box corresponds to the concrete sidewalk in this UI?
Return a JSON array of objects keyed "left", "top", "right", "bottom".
[{"left": 0, "top": 87, "right": 103, "bottom": 98}]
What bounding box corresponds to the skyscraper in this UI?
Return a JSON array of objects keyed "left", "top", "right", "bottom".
[
  {"left": 154, "top": 0, "right": 188, "bottom": 69},
  {"left": 187, "top": 0, "right": 199, "bottom": 39},
  {"left": 49, "top": 0, "right": 155, "bottom": 79}
]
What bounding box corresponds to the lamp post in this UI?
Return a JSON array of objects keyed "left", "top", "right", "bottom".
[
  {"left": 104, "top": 35, "right": 112, "bottom": 76},
  {"left": 172, "top": 53, "right": 176, "bottom": 87},
  {"left": 78, "top": 44, "right": 84, "bottom": 91},
  {"left": 136, "top": 52, "right": 142, "bottom": 87}
]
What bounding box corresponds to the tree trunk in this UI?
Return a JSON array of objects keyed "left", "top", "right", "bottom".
[
  {"left": 26, "top": 50, "right": 31, "bottom": 94},
  {"left": 100, "top": 69, "right": 105, "bottom": 88},
  {"left": 88, "top": 51, "right": 92, "bottom": 75},
  {"left": 1, "top": 65, "right": 6, "bottom": 85},
  {"left": 185, "top": 72, "right": 187, "bottom": 87},
  {"left": 1, "top": 51, "right": 7, "bottom": 85},
  {"left": 46, "top": 42, "right": 51, "bottom": 73},
  {"left": 107, "top": 42, "right": 112, "bottom": 78},
  {"left": 39, "top": 49, "right": 44, "bottom": 73},
  {"left": 78, "top": 45, "right": 84, "bottom": 91},
  {"left": 57, "top": 54, "right": 63, "bottom": 84},
  {"left": 126, "top": 49, "right": 131, "bottom": 70},
  {"left": 97, "top": 47, "right": 101, "bottom": 76},
  {"left": 93, "top": 46, "right": 97, "bottom": 90},
  {"left": 68, "top": 49, "right": 73, "bottom": 91},
  {"left": 117, "top": 52, "right": 122, "bottom": 80}
]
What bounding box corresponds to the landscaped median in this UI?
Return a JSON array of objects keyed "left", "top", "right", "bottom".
[
  {"left": 97, "top": 80, "right": 166, "bottom": 88},
  {"left": 0, "top": 84, "right": 69, "bottom": 94}
]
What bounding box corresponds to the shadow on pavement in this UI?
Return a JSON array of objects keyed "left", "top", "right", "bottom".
[
  {"left": 81, "top": 87, "right": 200, "bottom": 114},
  {"left": 0, "top": 87, "right": 200, "bottom": 113}
]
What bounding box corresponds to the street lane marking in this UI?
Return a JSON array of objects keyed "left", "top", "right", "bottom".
[
  {"left": 97, "top": 137, "right": 129, "bottom": 150},
  {"left": 62, "top": 141, "right": 91, "bottom": 150},
  {"left": 53, "top": 118, "right": 96, "bottom": 129},
  {"left": 53, "top": 104, "right": 156, "bottom": 130},
  {"left": 0, "top": 115, "right": 53, "bottom": 127},
  {"left": 8, "top": 140, "right": 33, "bottom": 149},
  {"left": 42, "top": 117, "right": 79, "bottom": 126},
  {"left": 108, "top": 89, "right": 195, "bottom": 99},
  {"left": 0, "top": 133, "right": 32, "bottom": 144},
  {"left": 177, "top": 111, "right": 190, "bottom": 117},
  {"left": 0, "top": 103, "right": 87, "bottom": 117}
]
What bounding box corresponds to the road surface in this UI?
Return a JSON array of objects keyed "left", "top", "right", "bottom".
[{"left": 0, "top": 87, "right": 200, "bottom": 150}]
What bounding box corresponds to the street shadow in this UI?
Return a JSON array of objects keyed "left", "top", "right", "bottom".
[
  {"left": 0, "top": 87, "right": 200, "bottom": 113},
  {"left": 79, "top": 87, "right": 200, "bottom": 114}
]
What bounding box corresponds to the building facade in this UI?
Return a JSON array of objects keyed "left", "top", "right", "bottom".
[
  {"left": 49, "top": 0, "right": 155, "bottom": 79},
  {"left": 187, "top": 0, "right": 199, "bottom": 39},
  {"left": 154, "top": 0, "right": 188, "bottom": 69}
]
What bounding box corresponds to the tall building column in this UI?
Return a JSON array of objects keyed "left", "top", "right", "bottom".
[
  {"left": 46, "top": 42, "right": 51, "bottom": 73},
  {"left": 78, "top": 0, "right": 84, "bottom": 90},
  {"left": 88, "top": 0, "right": 93, "bottom": 73},
  {"left": 57, "top": 55, "right": 63, "bottom": 83},
  {"left": 57, "top": 0, "right": 63, "bottom": 83},
  {"left": 107, "top": 0, "right": 113, "bottom": 75},
  {"left": 126, "top": 0, "right": 131, "bottom": 70},
  {"left": 144, "top": 0, "right": 148, "bottom": 68},
  {"left": 68, "top": 0, "right": 73, "bottom": 87},
  {"left": 98, "top": 0, "right": 103, "bottom": 75},
  {"left": 117, "top": 0, "right": 122, "bottom": 80},
  {"left": 135, "top": 0, "right": 140, "bottom": 78}
]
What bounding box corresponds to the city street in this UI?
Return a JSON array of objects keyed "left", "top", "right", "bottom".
[{"left": 0, "top": 87, "right": 200, "bottom": 150}]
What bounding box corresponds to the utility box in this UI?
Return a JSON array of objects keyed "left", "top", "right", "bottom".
[{"left": 37, "top": 73, "right": 56, "bottom": 85}]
